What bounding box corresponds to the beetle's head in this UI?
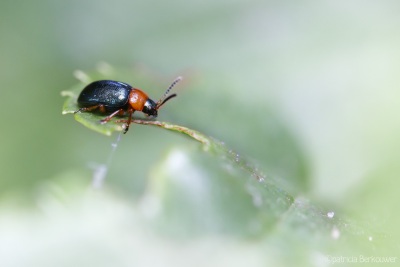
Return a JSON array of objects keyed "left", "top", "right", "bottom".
[
  {"left": 134, "top": 76, "right": 182, "bottom": 118},
  {"left": 142, "top": 98, "right": 158, "bottom": 117}
]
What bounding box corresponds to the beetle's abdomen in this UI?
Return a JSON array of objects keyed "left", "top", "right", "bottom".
[{"left": 77, "top": 80, "right": 132, "bottom": 111}]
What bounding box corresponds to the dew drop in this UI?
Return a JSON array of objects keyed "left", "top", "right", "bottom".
[
  {"left": 327, "top": 211, "right": 335, "bottom": 218},
  {"left": 235, "top": 154, "right": 240, "bottom": 162}
]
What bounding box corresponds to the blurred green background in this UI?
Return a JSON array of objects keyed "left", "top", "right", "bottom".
[{"left": 1, "top": 0, "right": 400, "bottom": 266}]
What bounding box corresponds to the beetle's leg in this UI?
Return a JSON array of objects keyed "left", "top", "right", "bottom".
[
  {"left": 74, "top": 105, "right": 101, "bottom": 114},
  {"left": 74, "top": 104, "right": 107, "bottom": 114},
  {"left": 99, "top": 109, "right": 124, "bottom": 124},
  {"left": 123, "top": 109, "right": 135, "bottom": 134}
]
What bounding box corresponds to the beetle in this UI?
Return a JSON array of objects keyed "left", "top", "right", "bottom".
[{"left": 75, "top": 77, "right": 181, "bottom": 133}]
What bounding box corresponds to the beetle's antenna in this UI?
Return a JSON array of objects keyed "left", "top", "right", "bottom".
[
  {"left": 156, "top": 76, "right": 182, "bottom": 109},
  {"left": 164, "top": 76, "right": 182, "bottom": 98}
]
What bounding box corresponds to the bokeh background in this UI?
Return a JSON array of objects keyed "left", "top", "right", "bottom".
[{"left": 1, "top": 0, "right": 399, "bottom": 266}]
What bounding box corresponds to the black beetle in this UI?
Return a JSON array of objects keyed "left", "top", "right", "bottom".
[{"left": 75, "top": 77, "right": 181, "bottom": 133}]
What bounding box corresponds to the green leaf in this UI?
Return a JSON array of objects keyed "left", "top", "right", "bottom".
[
  {"left": 61, "top": 82, "right": 124, "bottom": 136},
  {"left": 141, "top": 146, "right": 389, "bottom": 259},
  {"left": 145, "top": 147, "right": 294, "bottom": 238},
  {"left": 62, "top": 67, "right": 198, "bottom": 137}
]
